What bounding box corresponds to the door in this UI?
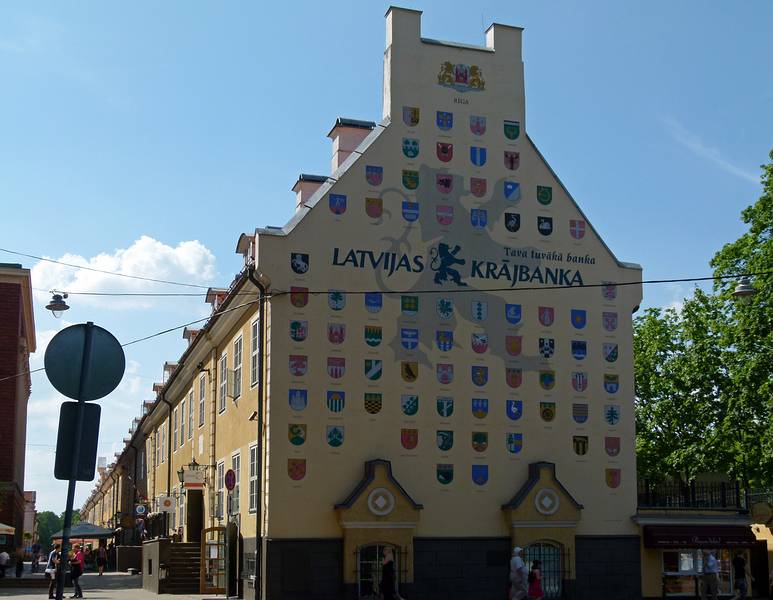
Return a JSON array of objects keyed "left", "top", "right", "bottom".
[
  {"left": 357, "top": 544, "right": 401, "bottom": 599},
  {"left": 186, "top": 490, "right": 204, "bottom": 544},
  {"left": 200, "top": 526, "right": 225, "bottom": 594},
  {"left": 525, "top": 541, "right": 565, "bottom": 599}
]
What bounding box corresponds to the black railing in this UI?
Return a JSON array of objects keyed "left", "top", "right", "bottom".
[{"left": 637, "top": 480, "right": 748, "bottom": 510}]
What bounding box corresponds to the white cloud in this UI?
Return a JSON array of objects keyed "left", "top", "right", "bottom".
[
  {"left": 662, "top": 117, "right": 759, "bottom": 184},
  {"left": 31, "top": 235, "right": 217, "bottom": 310}
]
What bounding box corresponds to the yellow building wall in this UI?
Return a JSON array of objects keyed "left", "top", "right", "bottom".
[{"left": 257, "top": 8, "right": 642, "bottom": 540}]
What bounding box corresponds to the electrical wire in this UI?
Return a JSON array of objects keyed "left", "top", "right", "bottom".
[{"left": 0, "top": 247, "right": 211, "bottom": 289}]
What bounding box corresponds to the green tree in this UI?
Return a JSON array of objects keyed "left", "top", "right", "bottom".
[
  {"left": 635, "top": 150, "right": 773, "bottom": 485},
  {"left": 36, "top": 511, "right": 62, "bottom": 552}
]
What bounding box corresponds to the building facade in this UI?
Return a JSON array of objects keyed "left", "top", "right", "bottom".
[{"left": 0, "top": 263, "right": 36, "bottom": 554}]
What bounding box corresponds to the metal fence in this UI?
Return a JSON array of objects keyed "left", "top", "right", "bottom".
[
  {"left": 523, "top": 542, "right": 571, "bottom": 599},
  {"left": 637, "top": 480, "right": 747, "bottom": 510}
]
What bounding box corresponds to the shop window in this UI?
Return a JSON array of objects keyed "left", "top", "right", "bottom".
[{"left": 662, "top": 549, "right": 737, "bottom": 596}]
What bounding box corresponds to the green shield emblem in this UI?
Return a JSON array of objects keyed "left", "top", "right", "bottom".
[
  {"left": 504, "top": 119, "right": 520, "bottom": 140},
  {"left": 436, "top": 463, "right": 454, "bottom": 485},
  {"left": 402, "top": 170, "right": 419, "bottom": 190},
  {"left": 364, "top": 325, "right": 382, "bottom": 347},
  {"left": 437, "top": 430, "right": 454, "bottom": 451},
  {"left": 401, "top": 394, "right": 419, "bottom": 416}
]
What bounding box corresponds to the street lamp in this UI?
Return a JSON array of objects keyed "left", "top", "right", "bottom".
[
  {"left": 45, "top": 292, "right": 70, "bottom": 318},
  {"left": 732, "top": 276, "right": 756, "bottom": 304},
  {"left": 177, "top": 458, "right": 203, "bottom": 484}
]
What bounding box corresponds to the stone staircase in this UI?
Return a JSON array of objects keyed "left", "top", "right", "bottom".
[{"left": 162, "top": 543, "right": 200, "bottom": 594}]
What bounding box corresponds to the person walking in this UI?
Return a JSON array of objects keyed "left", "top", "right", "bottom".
[
  {"left": 31, "top": 543, "right": 41, "bottom": 573},
  {"left": 15, "top": 547, "right": 24, "bottom": 577},
  {"left": 0, "top": 549, "right": 9, "bottom": 578},
  {"left": 701, "top": 549, "right": 719, "bottom": 600},
  {"left": 379, "top": 547, "right": 396, "bottom": 600},
  {"left": 46, "top": 544, "right": 61, "bottom": 600},
  {"left": 527, "top": 560, "right": 545, "bottom": 600},
  {"left": 731, "top": 552, "right": 749, "bottom": 599},
  {"left": 69, "top": 544, "right": 85, "bottom": 598},
  {"left": 509, "top": 546, "right": 528, "bottom": 600},
  {"left": 95, "top": 544, "right": 107, "bottom": 576}
]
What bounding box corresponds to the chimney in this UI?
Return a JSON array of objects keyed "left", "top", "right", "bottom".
[
  {"left": 327, "top": 117, "right": 376, "bottom": 172},
  {"left": 235, "top": 233, "right": 255, "bottom": 266},
  {"left": 182, "top": 327, "right": 201, "bottom": 347},
  {"left": 291, "top": 174, "right": 327, "bottom": 211},
  {"left": 206, "top": 287, "right": 228, "bottom": 311},
  {"left": 162, "top": 362, "right": 177, "bottom": 383}
]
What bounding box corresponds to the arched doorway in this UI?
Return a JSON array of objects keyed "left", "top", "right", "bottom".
[
  {"left": 356, "top": 543, "right": 402, "bottom": 599},
  {"left": 525, "top": 541, "right": 566, "bottom": 599}
]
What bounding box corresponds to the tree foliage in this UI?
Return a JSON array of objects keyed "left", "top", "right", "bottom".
[
  {"left": 635, "top": 150, "right": 773, "bottom": 485},
  {"left": 36, "top": 511, "right": 62, "bottom": 552}
]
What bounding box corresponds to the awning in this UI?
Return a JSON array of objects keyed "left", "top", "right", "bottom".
[
  {"left": 0, "top": 522, "right": 15, "bottom": 536},
  {"left": 643, "top": 525, "right": 757, "bottom": 548},
  {"left": 51, "top": 522, "right": 115, "bottom": 540}
]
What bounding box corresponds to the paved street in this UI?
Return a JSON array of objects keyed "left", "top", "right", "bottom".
[{"left": 0, "top": 573, "right": 221, "bottom": 600}]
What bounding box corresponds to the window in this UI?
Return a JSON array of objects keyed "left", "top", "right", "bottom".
[
  {"left": 178, "top": 491, "right": 185, "bottom": 534},
  {"left": 250, "top": 320, "right": 259, "bottom": 387},
  {"left": 188, "top": 391, "right": 194, "bottom": 439},
  {"left": 154, "top": 431, "right": 160, "bottom": 468},
  {"left": 231, "top": 452, "right": 241, "bottom": 513},
  {"left": 249, "top": 444, "right": 258, "bottom": 513},
  {"left": 216, "top": 461, "right": 225, "bottom": 518},
  {"left": 661, "top": 549, "right": 735, "bottom": 597},
  {"left": 219, "top": 355, "right": 227, "bottom": 413},
  {"left": 169, "top": 490, "right": 176, "bottom": 531},
  {"left": 198, "top": 374, "right": 206, "bottom": 427},
  {"left": 139, "top": 449, "right": 145, "bottom": 480},
  {"left": 173, "top": 408, "right": 179, "bottom": 450},
  {"left": 233, "top": 337, "right": 243, "bottom": 399},
  {"left": 161, "top": 424, "right": 166, "bottom": 464},
  {"left": 180, "top": 401, "right": 186, "bottom": 446}
]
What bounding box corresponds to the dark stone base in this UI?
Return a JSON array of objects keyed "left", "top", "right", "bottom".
[
  {"left": 413, "top": 537, "right": 511, "bottom": 600},
  {"left": 266, "top": 538, "right": 343, "bottom": 600},
  {"left": 574, "top": 535, "right": 641, "bottom": 600}
]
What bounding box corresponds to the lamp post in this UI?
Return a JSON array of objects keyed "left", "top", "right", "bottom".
[
  {"left": 45, "top": 292, "right": 69, "bottom": 318},
  {"left": 732, "top": 276, "right": 756, "bottom": 304}
]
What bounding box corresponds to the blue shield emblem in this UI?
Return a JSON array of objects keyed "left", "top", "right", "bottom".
[
  {"left": 364, "top": 292, "right": 382, "bottom": 313},
  {"left": 506, "top": 433, "right": 523, "bottom": 454},
  {"left": 472, "top": 398, "right": 488, "bottom": 418},
  {"left": 288, "top": 389, "right": 307, "bottom": 411},
  {"left": 436, "top": 111, "right": 453, "bottom": 131},
  {"left": 402, "top": 201, "right": 419, "bottom": 222},
  {"left": 572, "top": 403, "right": 589, "bottom": 424},
  {"left": 401, "top": 328, "right": 419, "bottom": 350},
  {"left": 472, "top": 465, "right": 488, "bottom": 485},
  {"left": 437, "top": 396, "right": 454, "bottom": 418},
  {"left": 571, "top": 340, "right": 587, "bottom": 360},
  {"left": 470, "top": 208, "right": 488, "bottom": 228},
  {"left": 571, "top": 309, "right": 587, "bottom": 329},
  {"left": 539, "top": 370, "right": 556, "bottom": 390},
  {"left": 365, "top": 165, "right": 383, "bottom": 186},
  {"left": 329, "top": 194, "right": 346, "bottom": 215},
  {"left": 504, "top": 181, "right": 520, "bottom": 200},
  {"left": 505, "top": 304, "right": 522, "bottom": 324},
  {"left": 604, "top": 374, "right": 620, "bottom": 394},
  {"left": 436, "top": 330, "right": 453, "bottom": 352},
  {"left": 471, "top": 366, "right": 488, "bottom": 387},
  {"left": 326, "top": 391, "right": 345, "bottom": 413},
  {"left": 470, "top": 146, "right": 487, "bottom": 166},
  {"left": 506, "top": 400, "right": 523, "bottom": 421}
]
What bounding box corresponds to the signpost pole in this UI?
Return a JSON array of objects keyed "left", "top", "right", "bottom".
[{"left": 55, "top": 322, "right": 94, "bottom": 600}]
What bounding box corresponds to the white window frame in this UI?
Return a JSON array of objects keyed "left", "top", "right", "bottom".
[
  {"left": 250, "top": 320, "right": 259, "bottom": 387},
  {"left": 248, "top": 444, "right": 258, "bottom": 513},
  {"left": 233, "top": 336, "right": 243, "bottom": 399},
  {"left": 219, "top": 354, "right": 227, "bottom": 413},
  {"left": 187, "top": 391, "right": 194, "bottom": 440},
  {"left": 216, "top": 460, "right": 225, "bottom": 518},
  {"left": 180, "top": 400, "right": 186, "bottom": 446},
  {"left": 173, "top": 408, "right": 179, "bottom": 451},
  {"left": 198, "top": 374, "right": 206, "bottom": 427},
  {"left": 231, "top": 452, "right": 241, "bottom": 514}
]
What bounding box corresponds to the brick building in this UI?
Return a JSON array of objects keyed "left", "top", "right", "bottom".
[{"left": 0, "top": 263, "right": 36, "bottom": 553}]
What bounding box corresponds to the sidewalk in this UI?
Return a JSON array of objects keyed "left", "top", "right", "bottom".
[{"left": 0, "top": 572, "right": 223, "bottom": 600}]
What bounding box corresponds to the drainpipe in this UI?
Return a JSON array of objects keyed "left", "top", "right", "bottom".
[
  {"left": 247, "top": 266, "right": 266, "bottom": 600},
  {"left": 160, "top": 394, "right": 173, "bottom": 537},
  {"left": 110, "top": 472, "right": 119, "bottom": 542},
  {"left": 130, "top": 445, "right": 138, "bottom": 544},
  {"left": 209, "top": 346, "right": 218, "bottom": 528}
]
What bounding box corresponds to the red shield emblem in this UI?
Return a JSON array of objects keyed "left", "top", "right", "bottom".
[
  {"left": 605, "top": 436, "right": 621, "bottom": 457},
  {"left": 570, "top": 219, "right": 586, "bottom": 239},
  {"left": 504, "top": 151, "right": 520, "bottom": 170},
  {"left": 436, "top": 173, "right": 453, "bottom": 194},
  {"left": 327, "top": 323, "right": 345, "bottom": 344},
  {"left": 470, "top": 177, "right": 487, "bottom": 198},
  {"left": 506, "top": 335, "right": 522, "bottom": 357},
  {"left": 605, "top": 468, "right": 621, "bottom": 489},
  {"left": 289, "top": 355, "right": 307, "bottom": 377},
  {"left": 365, "top": 197, "right": 383, "bottom": 218},
  {"left": 401, "top": 428, "right": 418, "bottom": 450},
  {"left": 436, "top": 205, "right": 454, "bottom": 226},
  {"left": 290, "top": 286, "right": 308, "bottom": 308},
  {"left": 436, "top": 142, "right": 453, "bottom": 162},
  {"left": 327, "top": 357, "right": 345, "bottom": 379},
  {"left": 437, "top": 363, "right": 454, "bottom": 385},
  {"left": 471, "top": 333, "right": 488, "bottom": 354},
  {"left": 538, "top": 306, "right": 555, "bottom": 327},
  {"left": 288, "top": 459, "right": 306, "bottom": 481},
  {"left": 506, "top": 368, "right": 523, "bottom": 388}
]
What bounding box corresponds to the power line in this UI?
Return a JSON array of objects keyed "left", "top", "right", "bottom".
[{"left": 0, "top": 247, "right": 212, "bottom": 289}]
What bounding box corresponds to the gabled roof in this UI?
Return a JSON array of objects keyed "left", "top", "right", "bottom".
[
  {"left": 335, "top": 458, "right": 423, "bottom": 510},
  {"left": 502, "top": 461, "right": 583, "bottom": 510}
]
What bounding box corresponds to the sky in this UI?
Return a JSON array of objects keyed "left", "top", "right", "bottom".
[{"left": 1, "top": 1, "right": 771, "bottom": 514}]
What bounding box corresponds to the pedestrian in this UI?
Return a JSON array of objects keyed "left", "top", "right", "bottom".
[
  {"left": 95, "top": 544, "right": 107, "bottom": 576},
  {"left": 69, "top": 544, "right": 85, "bottom": 598},
  {"left": 0, "top": 549, "right": 9, "bottom": 578},
  {"left": 509, "top": 546, "right": 528, "bottom": 600},
  {"left": 731, "top": 552, "right": 749, "bottom": 599},
  {"left": 45, "top": 544, "right": 61, "bottom": 599},
  {"left": 107, "top": 542, "right": 115, "bottom": 571},
  {"left": 527, "top": 559, "right": 544, "bottom": 600},
  {"left": 701, "top": 549, "right": 719, "bottom": 600},
  {"left": 32, "top": 543, "right": 41, "bottom": 573},
  {"left": 15, "top": 547, "right": 24, "bottom": 577},
  {"left": 379, "top": 546, "right": 396, "bottom": 600}
]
